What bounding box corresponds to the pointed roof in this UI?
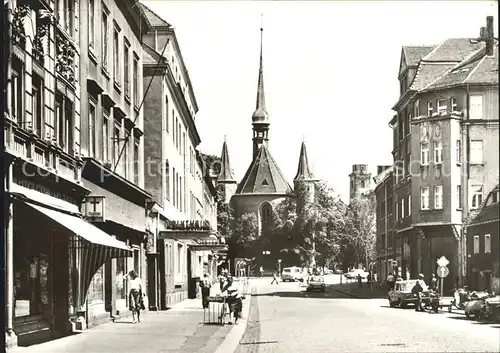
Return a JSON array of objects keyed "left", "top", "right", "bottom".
[
  {"left": 252, "top": 23, "right": 269, "bottom": 124},
  {"left": 403, "top": 46, "right": 436, "bottom": 66},
  {"left": 140, "top": 2, "right": 172, "bottom": 29},
  {"left": 294, "top": 142, "right": 314, "bottom": 182},
  {"left": 217, "top": 138, "right": 236, "bottom": 183},
  {"left": 236, "top": 145, "right": 292, "bottom": 194}
]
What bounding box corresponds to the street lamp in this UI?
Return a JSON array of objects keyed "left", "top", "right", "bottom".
[{"left": 278, "top": 259, "right": 282, "bottom": 276}]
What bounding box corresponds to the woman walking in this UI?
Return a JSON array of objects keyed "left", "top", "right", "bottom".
[
  {"left": 125, "top": 270, "right": 144, "bottom": 324},
  {"left": 223, "top": 276, "right": 243, "bottom": 324}
]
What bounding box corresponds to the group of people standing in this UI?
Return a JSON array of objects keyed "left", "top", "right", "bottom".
[{"left": 200, "top": 270, "right": 243, "bottom": 324}]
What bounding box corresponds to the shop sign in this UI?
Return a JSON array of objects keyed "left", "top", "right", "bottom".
[
  {"left": 166, "top": 220, "right": 212, "bottom": 231},
  {"left": 13, "top": 177, "right": 77, "bottom": 204},
  {"left": 146, "top": 231, "right": 156, "bottom": 254},
  {"left": 84, "top": 196, "right": 106, "bottom": 222}
]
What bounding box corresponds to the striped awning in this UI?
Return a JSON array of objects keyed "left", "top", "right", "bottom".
[{"left": 22, "top": 201, "right": 132, "bottom": 308}]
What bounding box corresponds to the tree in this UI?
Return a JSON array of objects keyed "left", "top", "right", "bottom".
[
  {"left": 217, "top": 200, "right": 234, "bottom": 240},
  {"left": 229, "top": 212, "right": 259, "bottom": 258},
  {"left": 343, "top": 192, "right": 377, "bottom": 269}
]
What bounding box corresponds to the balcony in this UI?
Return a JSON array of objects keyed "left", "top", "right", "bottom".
[{"left": 55, "top": 26, "right": 77, "bottom": 86}]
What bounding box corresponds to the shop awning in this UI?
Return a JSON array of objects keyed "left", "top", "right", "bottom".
[{"left": 25, "top": 202, "right": 131, "bottom": 252}]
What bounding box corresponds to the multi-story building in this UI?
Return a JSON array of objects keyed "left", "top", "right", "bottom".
[
  {"left": 79, "top": 0, "right": 154, "bottom": 329},
  {"left": 4, "top": 0, "right": 151, "bottom": 348},
  {"left": 140, "top": 3, "right": 222, "bottom": 309},
  {"left": 389, "top": 17, "right": 498, "bottom": 290},
  {"left": 349, "top": 164, "right": 374, "bottom": 201},
  {"left": 467, "top": 184, "right": 499, "bottom": 293},
  {"left": 374, "top": 166, "right": 395, "bottom": 282}
]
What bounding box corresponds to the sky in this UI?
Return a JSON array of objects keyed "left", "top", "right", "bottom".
[{"left": 143, "top": 0, "right": 498, "bottom": 202}]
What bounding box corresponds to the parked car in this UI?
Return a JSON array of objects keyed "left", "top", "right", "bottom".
[
  {"left": 483, "top": 295, "right": 500, "bottom": 322},
  {"left": 464, "top": 291, "right": 491, "bottom": 319},
  {"left": 388, "top": 279, "right": 430, "bottom": 308},
  {"left": 306, "top": 276, "right": 326, "bottom": 292},
  {"left": 345, "top": 269, "right": 369, "bottom": 279},
  {"left": 281, "top": 267, "right": 302, "bottom": 282}
]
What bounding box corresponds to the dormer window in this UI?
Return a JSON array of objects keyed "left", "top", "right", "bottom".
[
  {"left": 427, "top": 101, "right": 434, "bottom": 116},
  {"left": 437, "top": 99, "right": 447, "bottom": 115}
]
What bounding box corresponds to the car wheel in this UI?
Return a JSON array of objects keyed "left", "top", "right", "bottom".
[
  {"left": 465, "top": 312, "right": 472, "bottom": 319},
  {"left": 400, "top": 301, "right": 408, "bottom": 309},
  {"left": 389, "top": 300, "right": 395, "bottom": 308}
]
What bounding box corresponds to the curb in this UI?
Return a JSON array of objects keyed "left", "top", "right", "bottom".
[{"left": 213, "top": 291, "right": 253, "bottom": 353}]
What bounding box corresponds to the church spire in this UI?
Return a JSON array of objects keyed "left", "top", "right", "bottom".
[
  {"left": 294, "top": 141, "right": 313, "bottom": 182},
  {"left": 252, "top": 15, "right": 269, "bottom": 123},
  {"left": 218, "top": 139, "right": 235, "bottom": 182}
]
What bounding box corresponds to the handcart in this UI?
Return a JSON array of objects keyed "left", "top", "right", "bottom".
[{"left": 204, "top": 295, "right": 230, "bottom": 325}]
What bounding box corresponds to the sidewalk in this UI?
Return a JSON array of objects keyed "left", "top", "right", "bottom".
[{"left": 11, "top": 281, "right": 251, "bottom": 353}]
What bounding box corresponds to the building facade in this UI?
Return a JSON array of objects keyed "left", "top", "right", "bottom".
[
  {"left": 140, "top": 3, "right": 221, "bottom": 309},
  {"left": 389, "top": 18, "right": 498, "bottom": 290},
  {"left": 79, "top": 0, "right": 153, "bottom": 329},
  {"left": 467, "top": 185, "right": 499, "bottom": 293},
  {"left": 374, "top": 166, "right": 396, "bottom": 282},
  {"left": 4, "top": 0, "right": 142, "bottom": 348}
]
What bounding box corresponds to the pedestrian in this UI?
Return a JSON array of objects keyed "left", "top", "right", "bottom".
[
  {"left": 219, "top": 272, "right": 228, "bottom": 292},
  {"left": 430, "top": 273, "right": 438, "bottom": 292},
  {"left": 223, "top": 276, "right": 243, "bottom": 324},
  {"left": 200, "top": 273, "right": 212, "bottom": 309},
  {"left": 124, "top": 270, "right": 144, "bottom": 324},
  {"left": 386, "top": 273, "right": 395, "bottom": 291},
  {"left": 259, "top": 266, "right": 264, "bottom": 278},
  {"left": 271, "top": 272, "right": 279, "bottom": 285}
]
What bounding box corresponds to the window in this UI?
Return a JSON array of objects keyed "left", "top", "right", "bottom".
[
  {"left": 470, "top": 140, "right": 483, "bottom": 164},
  {"left": 437, "top": 99, "right": 447, "bottom": 115},
  {"left": 456, "top": 140, "right": 461, "bottom": 164},
  {"left": 180, "top": 176, "right": 183, "bottom": 212},
  {"left": 101, "top": 6, "right": 109, "bottom": 70},
  {"left": 134, "top": 137, "right": 139, "bottom": 185},
  {"left": 420, "top": 143, "right": 429, "bottom": 165},
  {"left": 116, "top": 257, "right": 127, "bottom": 299},
  {"left": 88, "top": 101, "right": 96, "bottom": 158},
  {"left": 173, "top": 168, "right": 176, "bottom": 206},
  {"left": 361, "top": 180, "right": 365, "bottom": 188},
  {"left": 133, "top": 55, "right": 139, "bottom": 106},
  {"left": 395, "top": 201, "right": 399, "bottom": 220},
  {"left": 124, "top": 41, "right": 130, "bottom": 98},
  {"left": 165, "top": 159, "right": 170, "bottom": 200},
  {"left": 123, "top": 130, "right": 130, "bottom": 179},
  {"left": 451, "top": 97, "right": 457, "bottom": 112},
  {"left": 177, "top": 244, "right": 182, "bottom": 274},
  {"left": 471, "top": 185, "right": 483, "bottom": 209},
  {"left": 473, "top": 235, "right": 480, "bottom": 254},
  {"left": 113, "top": 24, "right": 120, "bottom": 85},
  {"left": 492, "top": 191, "right": 499, "bottom": 204},
  {"left": 261, "top": 203, "right": 273, "bottom": 231},
  {"left": 469, "top": 95, "right": 483, "bottom": 119},
  {"left": 32, "top": 75, "right": 43, "bottom": 137},
  {"left": 484, "top": 234, "right": 491, "bottom": 254},
  {"left": 112, "top": 122, "right": 121, "bottom": 172},
  {"left": 434, "top": 185, "right": 443, "bottom": 209},
  {"left": 11, "top": 61, "right": 23, "bottom": 125},
  {"left": 427, "top": 101, "right": 434, "bottom": 116},
  {"left": 87, "top": 265, "right": 104, "bottom": 302},
  {"left": 414, "top": 99, "right": 420, "bottom": 118},
  {"left": 401, "top": 198, "right": 405, "bottom": 218},
  {"left": 102, "top": 111, "right": 109, "bottom": 162},
  {"left": 88, "top": 0, "right": 95, "bottom": 49},
  {"left": 57, "top": 0, "right": 74, "bottom": 35},
  {"left": 421, "top": 187, "right": 430, "bottom": 210},
  {"left": 408, "top": 195, "right": 411, "bottom": 216},
  {"left": 457, "top": 185, "right": 462, "bottom": 209},
  {"left": 57, "top": 95, "right": 73, "bottom": 154},
  {"left": 434, "top": 141, "right": 443, "bottom": 164}
]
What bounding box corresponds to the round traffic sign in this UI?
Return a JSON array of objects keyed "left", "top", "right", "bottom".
[{"left": 437, "top": 265, "right": 449, "bottom": 278}]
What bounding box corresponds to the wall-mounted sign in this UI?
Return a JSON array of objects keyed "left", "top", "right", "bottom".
[
  {"left": 84, "top": 196, "right": 106, "bottom": 222},
  {"left": 166, "top": 220, "right": 212, "bottom": 231},
  {"left": 13, "top": 177, "right": 78, "bottom": 205}
]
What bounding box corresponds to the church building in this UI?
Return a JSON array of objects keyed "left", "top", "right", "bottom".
[{"left": 215, "top": 24, "right": 317, "bottom": 260}]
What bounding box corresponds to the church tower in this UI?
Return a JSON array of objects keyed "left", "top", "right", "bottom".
[
  {"left": 349, "top": 164, "right": 373, "bottom": 200},
  {"left": 216, "top": 137, "right": 237, "bottom": 204},
  {"left": 251, "top": 22, "right": 270, "bottom": 159},
  {"left": 294, "top": 141, "right": 316, "bottom": 215}
]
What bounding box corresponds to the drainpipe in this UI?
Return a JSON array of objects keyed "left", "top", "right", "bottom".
[{"left": 459, "top": 84, "right": 471, "bottom": 288}]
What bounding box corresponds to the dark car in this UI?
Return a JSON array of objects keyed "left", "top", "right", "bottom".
[{"left": 306, "top": 276, "right": 326, "bottom": 292}]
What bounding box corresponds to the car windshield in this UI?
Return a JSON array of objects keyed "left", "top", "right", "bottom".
[
  {"left": 400, "top": 280, "right": 417, "bottom": 291},
  {"left": 283, "top": 269, "right": 291, "bottom": 273},
  {"left": 310, "top": 276, "right": 323, "bottom": 282}
]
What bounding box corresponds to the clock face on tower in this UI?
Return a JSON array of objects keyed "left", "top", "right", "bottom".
[{"left": 212, "top": 161, "right": 222, "bottom": 176}]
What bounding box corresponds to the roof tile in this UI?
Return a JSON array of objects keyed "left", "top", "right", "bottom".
[
  {"left": 140, "top": 2, "right": 171, "bottom": 29},
  {"left": 403, "top": 46, "right": 436, "bottom": 66}
]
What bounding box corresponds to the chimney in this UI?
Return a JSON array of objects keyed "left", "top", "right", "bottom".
[{"left": 486, "top": 16, "right": 494, "bottom": 56}]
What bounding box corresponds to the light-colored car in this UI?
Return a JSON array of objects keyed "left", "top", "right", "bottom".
[
  {"left": 345, "top": 269, "right": 369, "bottom": 279},
  {"left": 281, "top": 267, "right": 302, "bottom": 282},
  {"left": 307, "top": 276, "right": 326, "bottom": 292},
  {"left": 484, "top": 295, "right": 500, "bottom": 322},
  {"left": 388, "top": 279, "right": 430, "bottom": 308}
]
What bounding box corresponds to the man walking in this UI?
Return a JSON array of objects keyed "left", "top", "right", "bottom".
[
  {"left": 200, "top": 273, "right": 212, "bottom": 309},
  {"left": 430, "top": 273, "right": 438, "bottom": 292},
  {"left": 271, "top": 272, "right": 279, "bottom": 285}
]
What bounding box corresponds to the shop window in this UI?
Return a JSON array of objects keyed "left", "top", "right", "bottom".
[
  {"left": 116, "top": 257, "right": 127, "bottom": 300},
  {"left": 87, "top": 265, "right": 104, "bottom": 302}
]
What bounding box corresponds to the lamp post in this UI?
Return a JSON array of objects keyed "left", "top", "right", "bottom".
[{"left": 278, "top": 259, "right": 282, "bottom": 277}]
